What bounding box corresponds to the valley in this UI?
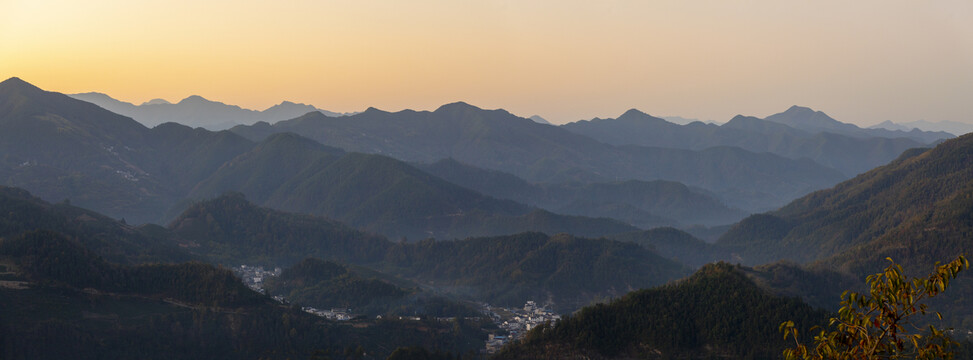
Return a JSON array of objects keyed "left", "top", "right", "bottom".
[{"left": 2, "top": 76, "right": 972, "bottom": 359}]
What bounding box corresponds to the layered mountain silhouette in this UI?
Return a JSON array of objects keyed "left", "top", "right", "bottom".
[
  {"left": 0, "top": 78, "right": 647, "bottom": 239},
  {"left": 562, "top": 106, "right": 951, "bottom": 177},
  {"left": 168, "top": 193, "right": 689, "bottom": 310},
  {"left": 188, "top": 133, "right": 639, "bottom": 240},
  {"left": 70, "top": 91, "right": 352, "bottom": 130},
  {"left": 229, "top": 102, "right": 847, "bottom": 211},
  {"left": 419, "top": 157, "right": 747, "bottom": 227},
  {"left": 871, "top": 119, "right": 973, "bottom": 137},
  {"left": 716, "top": 134, "right": 973, "bottom": 266}
]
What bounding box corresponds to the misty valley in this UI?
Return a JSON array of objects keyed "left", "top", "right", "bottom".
[{"left": 3, "top": 77, "right": 973, "bottom": 359}]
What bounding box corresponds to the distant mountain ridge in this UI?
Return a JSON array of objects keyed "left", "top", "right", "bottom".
[
  {"left": 870, "top": 119, "right": 973, "bottom": 137},
  {"left": 188, "top": 133, "right": 639, "bottom": 240},
  {"left": 229, "top": 101, "right": 847, "bottom": 212},
  {"left": 418, "top": 158, "right": 748, "bottom": 228},
  {"left": 0, "top": 78, "right": 636, "bottom": 239},
  {"left": 70, "top": 91, "right": 354, "bottom": 130},
  {"left": 562, "top": 106, "right": 951, "bottom": 177}
]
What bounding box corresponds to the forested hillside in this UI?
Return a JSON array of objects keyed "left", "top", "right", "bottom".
[
  {"left": 0, "top": 216, "right": 487, "bottom": 359},
  {"left": 169, "top": 194, "right": 689, "bottom": 311},
  {"left": 718, "top": 134, "right": 973, "bottom": 266},
  {"left": 495, "top": 263, "right": 829, "bottom": 359}
]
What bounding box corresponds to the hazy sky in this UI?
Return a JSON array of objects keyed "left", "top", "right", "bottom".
[{"left": 1, "top": 0, "right": 971, "bottom": 125}]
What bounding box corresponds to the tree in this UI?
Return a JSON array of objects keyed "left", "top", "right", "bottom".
[{"left": 781, "top": 256, "right": 969, "bottom": 360}]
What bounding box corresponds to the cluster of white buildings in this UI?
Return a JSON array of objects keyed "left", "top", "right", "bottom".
[
  {"left": 233, "top": 265, "right": 360, "bottom": 320},
  {"left": 303, "top": 307, "right": 355, "bottom": 321},
  {"left": 483, "top": 300, "right": 561, "bottom": 354},
  {"left": 231, "top": 264, "right": 282, "bottom": 294}
]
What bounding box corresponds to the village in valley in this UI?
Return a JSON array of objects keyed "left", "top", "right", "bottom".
[{"left": 231, "top": 264, "right": 561, "bottom": 353}]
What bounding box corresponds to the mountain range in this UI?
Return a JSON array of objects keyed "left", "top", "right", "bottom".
[
  {"left": 562, "top": 106, "right": 951, "bottom": 177},
  {"left": 228, "top": 102, "right": 848, "bottom": 211},
  {"left": 870, "top": 119, "right": 973, "bottom": 137},
  {"left": 6, "top": 74, "right": 973, "bottom": 358},
  {"left": 0, "top": 78, "right": 638, "bottom": 239},
  {"left": 69, "top": 91, "right": 353, "bottom": 130}
]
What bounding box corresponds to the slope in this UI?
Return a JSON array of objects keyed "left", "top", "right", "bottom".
[
  {"left": 717, "top": 134, "right": 973, "bottom": 266},
  {"left": 0, "top": 78, "right": 258, "bottom": 224},
  {"left": 495, "top": 263, "right": 829, "bottom": 360}
]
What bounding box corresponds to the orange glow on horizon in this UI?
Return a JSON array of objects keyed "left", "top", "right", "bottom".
[{"left": 1, "top": 0, "right": 970, "bottom": 124}]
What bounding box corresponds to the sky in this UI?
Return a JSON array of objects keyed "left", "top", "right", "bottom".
[{"left": 1, "top": 0, "right": 971, "bottom": 125}]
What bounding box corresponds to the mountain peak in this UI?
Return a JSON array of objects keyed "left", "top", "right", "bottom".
[
  {"left": 178, "top": 95, "right": 215, "bottom": 105},
  {"left": 616, "top": 108, "right": 668, "bottom": 124},
  {"left": 529, "top": 115, "right": 552, "bottom": 125},
  {"left": 141, "top": 98, "right": 171, "bottom": 106},
  {"left": 0, "top": 77, "right": 42, "bottom": 93},
  {"left": 618, "top": 108, "right": 650, "bottom": 118},
  {"left": 784, "top": 105, "right": 814, "bottom": 113},
  {"left": 434, "top": 101, "right": 481, "bottom": 113}
]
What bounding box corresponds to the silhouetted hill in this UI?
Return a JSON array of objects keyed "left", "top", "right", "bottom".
[
  {"left": 190, "top": 134, "right": 638, "bottom": 240},
  {"left": 70, "top": 91, "right": 351, "bottom": 130},
  {"left": 0, "top": 78, "right": 261, "bottom": 224},
  {"left": 495, "top": 263, "right": 829, "bottom": 360},
  {"left": 562, "top": 107, "right": 945, "bottom": 177},
  {"left": 420, "top": 158, "right": 747, "bottom": 228},
  {"left": 229, "top": 102, "right": 847, "bottom": 211}
]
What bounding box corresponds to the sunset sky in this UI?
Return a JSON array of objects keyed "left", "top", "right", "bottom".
[{"left": 1, "top": 0, "right": 971, "bottom": 125}]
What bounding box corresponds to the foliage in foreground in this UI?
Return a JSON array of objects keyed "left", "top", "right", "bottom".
[{"left": 782, "top": 256, "right": 969, "bottom": 360}]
